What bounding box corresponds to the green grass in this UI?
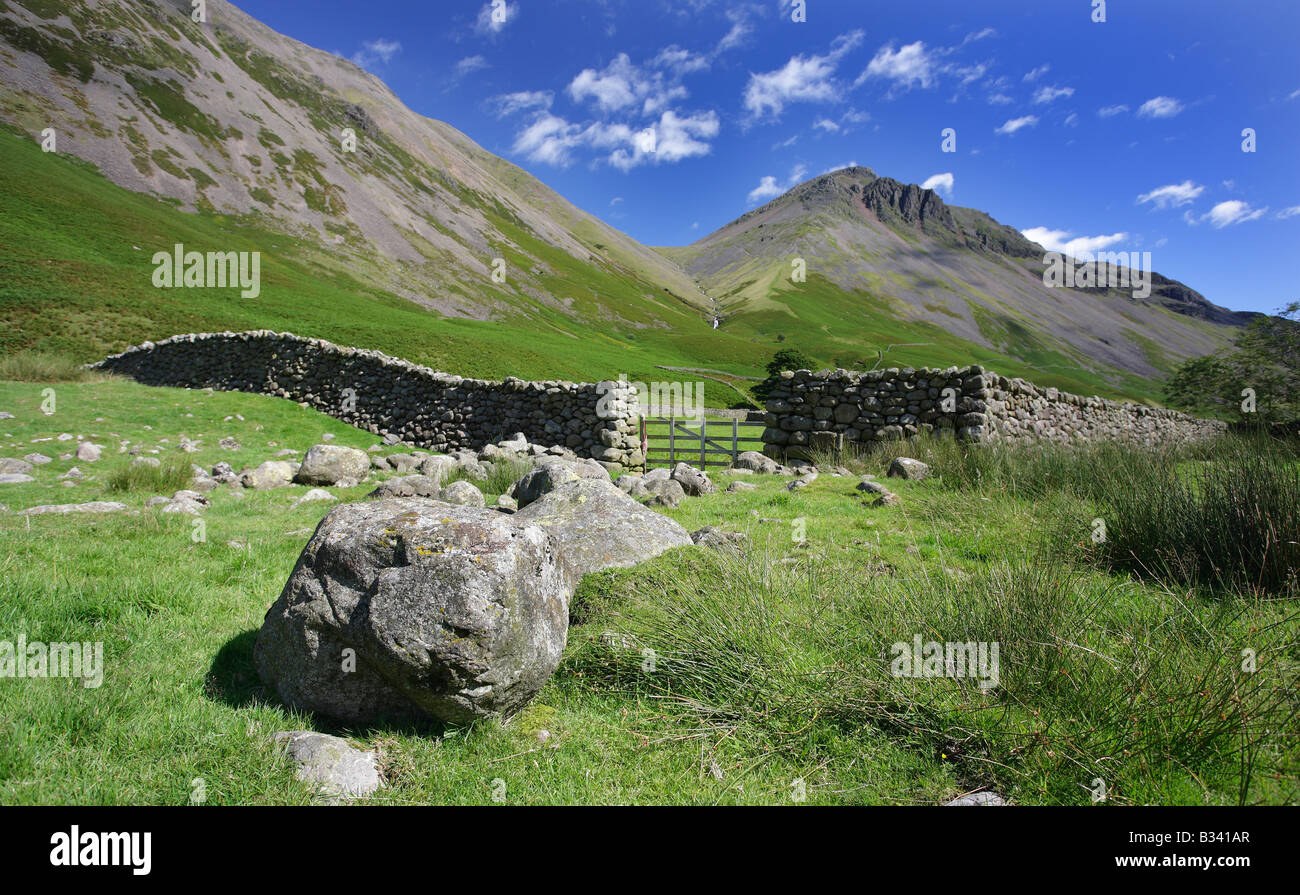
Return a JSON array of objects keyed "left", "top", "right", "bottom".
[{"left": 0, "top": 377, "right": 1294, "bottom": 805}]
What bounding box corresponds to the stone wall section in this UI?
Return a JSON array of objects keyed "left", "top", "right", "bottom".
[
  {"left": 94, "top": 332, "right": 644, "bottom": 467},
  {"left": 760, "top": 365, "right": 1224, "bottom": 458}
]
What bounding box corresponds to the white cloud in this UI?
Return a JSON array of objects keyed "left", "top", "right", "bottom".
[
  {"left": 995, "top": 115, "right": 1038, "bottom": 135},
  {"left": 1137, "top": 96, "right": 1184, "bottom": 118},
  {"left": 351, "top": 38, "right": 401, "bottom": 69},
  {"left": 987, "top": 93, "right": 1014, "bottom": 105},
  {"left": 1277, "top": 206, "right": 1300, "bottom": 219},
  {"left": 813, "top": 117, "right": 840, "bottom": 133},
  {"left": 1136, "top": 180, "right": 1204, "bottom": 209},
  {"left": 820, "top": 160, "right": 859, "bottom": 175},
  {"left": 1023, "top": 64, "right": 1050, "bottom": 82},
  {"left": 1064, "top": 112, "right": 1079, "bottom": 127},
  {"left": 568, "top": 53, "right": 693, "bottom": 116},
  {"left": 512, "top": 113, "right": 583, "bottom": 166},
  {"left": 747, "top": 163, "right": 809, "bottom": 204},
  {"left": 1021, "top": 227, "right": 1128, "bottom": 257},
  {"left": 858, "top": 40, "right": 936, "bottom": 91},
  {"left": 610, "top": 196, "right": 624, "bottom": 206},
  {"left": 652, "top": 45, "right": 711, "bottom": 77},
  {"left": 1287, "top": 88, "right": 1300, "bottom": 101},
  {"left": 1032, "top": 85, "right": 1074, "bottom": 104},
  {"left": 475, "top": 1, "right": 517, "bottom": 36},
  {"left": 493, "top": 90, "right": 553, "bottom": 117},
  {"left": 1098, "top": 104, "right": 1129, "bottom": 118},
  {"left": 921, "top": 172, "right": 954, "bottom": 196},
  {"left": 1200, "top": 200, "right": 1267, "bottom": 228},
  {"left": 744, "top": 31, "right": 864, "bottom": 121},
  {"left": 455, "top": 55, "right": 489, "bottom": 77}
]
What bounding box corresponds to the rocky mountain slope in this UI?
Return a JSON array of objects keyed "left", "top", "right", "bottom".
[
  {"left": 0, "top": 0, "right": 709, "bottom": 324},
  {"left": 660, "top": 167, "right": 1253, "bottom": 380}
]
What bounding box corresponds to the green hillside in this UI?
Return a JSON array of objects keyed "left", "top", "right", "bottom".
[{"left": 1, "top": 125, "right": 1174, "bottom": 403}]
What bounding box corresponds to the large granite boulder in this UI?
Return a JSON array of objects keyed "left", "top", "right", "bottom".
[
  {"left": 255, "top": 499, "right": 571, "bottom": 725},
  {"left": 295, "top": 444, "right": 369, "bottom": 486},
  {"left": 514, "top": 479, "right": 691, "bottom": 576}
]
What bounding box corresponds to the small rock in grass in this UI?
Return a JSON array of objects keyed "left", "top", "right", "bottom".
[
  {"left": 272, "top": 731, "right": 381, "bottom": 800},
  {"left": 887, "top": 457, "right": 930, "bottom": 481}
]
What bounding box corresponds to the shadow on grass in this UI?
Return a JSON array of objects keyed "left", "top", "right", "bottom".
[{"left": 206, "top": 628, "right": 448, "bottom": 739}]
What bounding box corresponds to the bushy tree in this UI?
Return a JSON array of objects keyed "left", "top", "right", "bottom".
[
  {"left": 1164, "top": 302, "right": 1299, "bottom": 424},
  {"left": 753, "top": 348, "right": 814, "bottom": 403}
]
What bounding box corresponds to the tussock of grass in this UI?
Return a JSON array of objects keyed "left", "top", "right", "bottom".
[
  {"left": 106, "top": 456, "right": 194, "bottom": 494},
  {"left": 568, "top": 548, "right": 1296, "bottom": 804},
  {"left": 0, "top": 351, "right": 116, "bottom": 383},
  {"left": 441, "top": 455, "right": 535, "bottom": 497}
]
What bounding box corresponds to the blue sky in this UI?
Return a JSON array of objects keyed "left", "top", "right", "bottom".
[{"left": 236, "top": 0, "right": 1299, "bottom": 315}]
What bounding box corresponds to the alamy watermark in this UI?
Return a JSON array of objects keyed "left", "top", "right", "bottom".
[
  {"left": 1042, "top": 251, "right": 1152, "bottom": 299},
  {"left": 152, "top": 243, "right": 261, "bottom": 298},
  {"left": 597, "top": 373, "right": 705, "bottom": 421},
  {"left": 1, "top": 633, "right": 103, "bottom": 688},
  {"left": 890, "top": 635, "right": 999, "bottom": 690}
]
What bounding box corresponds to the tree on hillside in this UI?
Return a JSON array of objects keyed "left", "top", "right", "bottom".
[
  {"left": 753, "top": 348, "right": 814, "bottom": 403},
  {"left": 1164, "top": 302, "right": 1300, "bottom": 424}
]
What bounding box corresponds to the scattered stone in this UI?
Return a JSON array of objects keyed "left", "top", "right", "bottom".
[
  {"left": 295, "top": 444, "right": 369, "bottom": 486},
  {"left": 274, "top": 448, "right": 299, "bottom": 457},
  {"left": 385, "top": 453, "right": 421, "bottom": 474},
  {"left": 417, "top": 454, "right": 459, "bottom": 482},
  {"left": 75, "top": 442, "right": 103, "bottom": 462},
  {"left": 160, "top": 490, "right": 210, "bottom": 515},
  {"left": 219, "top": 437, "right": 241, "bottom": 450},
  {"left": 873, "top": 492, "right": 902, "bottom": 507},
  {"left": 321, "top": 433, "right": 335, "bottom": 442},
  {"left": 495, "top": 492, "right": 517, "bottom": 512},
  {"left": 256, "top": 499, "right": 571, "bottom": 724},
  {"left": 272, "top": 731, "right": 382, "bottom": 800},
  {"left": 131, "top": 456, "right": 161, "bottom": 468},
  {"left": 732, "top": 451, "right": 780, "bottom": 475},
  {"left": 0, "top": 474, "right": 36, "bottom": 485},
  {"left": 59, "top": 467, "right": 83, "bottom": 480},
  {"left": 0, "top": 412, "right": 12, "bottom": 420},
  {"left": 0, "top": 458, "right": 34, "bottom": 476},
  {"left": 23, "top": 453, "right": 52, "bottom": 466},
  {"left": 857, "top": 479, "right": 891, "bottom": 495},
  {"left": 19, "top": 501, "right": 129, "bottom": 516},
  {"left": 887, "top": 457, "right": 930, "bottom": 481},
  {"left": 944, "top": 792, "right": 1006, "bottom": 807},
  {"left": 241, "top": 460, "right": 297, "bottom": 490},
  {"left": 640, "top": 477, "right": 686, "bottom": 508},
  {"left": 726, "top": 481, "right": 757, "bottom": 493},
  {"left": 440, "top": 480, "right": 486, "bottom": 507},
  {"left": 289, "top": 489, "right": 337, "bottom": 509},
  {"left": 510, "top": 462, "right": 581, "bottom": 509},
  {"left": 367, "top": 474, "right": 444, "bottom": 500},
  {"left": 690, "top": 527, "right": 748, "bottom": 552},
  {"left": 671, "top": 462, "right": 716, "bottom": 496}
]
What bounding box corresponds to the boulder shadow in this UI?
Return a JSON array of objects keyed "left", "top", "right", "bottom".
[{"left": 206, "top": 628, "right": 447, "bottom": 739}]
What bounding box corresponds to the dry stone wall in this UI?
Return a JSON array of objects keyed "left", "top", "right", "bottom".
[
  {"left": 761, "top": 364, "right": 1224, "bottom": 458},
  {"left": 94, "top": 332, "right": 644, "bottom": 468}
]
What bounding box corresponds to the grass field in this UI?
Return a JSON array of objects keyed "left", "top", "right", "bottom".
[{"left": 0, "top": 378, "right": 1295, "bottom": 805}]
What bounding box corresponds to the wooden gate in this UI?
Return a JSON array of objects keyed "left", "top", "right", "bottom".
[{"left": 642, "top": 417, "right": 766, "bottom": 469}]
